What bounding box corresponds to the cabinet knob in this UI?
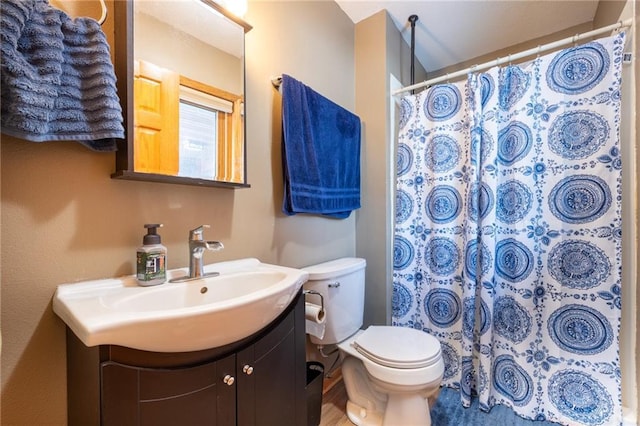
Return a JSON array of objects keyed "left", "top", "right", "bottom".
[
  {"left": 223, "top": 374, "right": 235, "bottom": 386},
  {"left": 242, "top": 364, "right": 254, "bottom": 375}
]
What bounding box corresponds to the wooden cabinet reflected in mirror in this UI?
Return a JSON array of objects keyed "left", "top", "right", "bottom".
[{"left": 112, "top": 0, "right": 251, "bottom": 188}]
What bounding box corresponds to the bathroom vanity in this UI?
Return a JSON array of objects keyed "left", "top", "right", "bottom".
[{"left": 65, "top": 291, "right": 307, "bottom": 426}]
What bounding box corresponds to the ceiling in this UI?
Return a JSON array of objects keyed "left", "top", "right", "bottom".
[
  {"left": 136, "top": 0, "right": 244, "bottom": 58},
  {"left": 334, "top": 0, "right": 600, "bottom": 73}
]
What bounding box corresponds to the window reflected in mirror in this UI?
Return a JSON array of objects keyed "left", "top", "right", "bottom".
[
  {"left": 179, "top": 95, "right": 219, "bottom": 180},
  {"left": 133, "top": 59, "right": 244, "bottom": 182}
]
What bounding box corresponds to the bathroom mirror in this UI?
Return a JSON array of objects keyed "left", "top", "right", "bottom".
[{"left": 112, "top": 0, "right": 252, "bottom": 188}]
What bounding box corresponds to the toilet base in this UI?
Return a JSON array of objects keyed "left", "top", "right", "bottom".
[
  {"left": 383, "top": 393, "right": 433, "bottom": 426},
  {"left": 346, "top": 400, "right": 384, "bottom": 426},
  {"left": 341, "top": 356, "right": 441, "bottom": 426},
  {"left": 346, "top": 394, "right": 435, "bottom": 426}
]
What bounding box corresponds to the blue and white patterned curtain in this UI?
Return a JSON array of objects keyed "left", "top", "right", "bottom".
[{"left": 392, "top": 32, "right": 626, "bottom": 425}]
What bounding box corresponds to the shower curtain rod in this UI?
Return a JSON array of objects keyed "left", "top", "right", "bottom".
[{"left": 393, "top": 18, "right": 633, "bottom": 96}]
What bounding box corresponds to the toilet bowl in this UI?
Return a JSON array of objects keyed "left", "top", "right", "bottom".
[
  {"left": 339, "top": 326, "right": 444, "bottom": 425},
  {"left": 303, "top": 258, "right": 444, "bottom": 426}
]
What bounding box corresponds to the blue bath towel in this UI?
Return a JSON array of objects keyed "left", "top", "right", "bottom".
[
  {"left": 1, "top": 0, "right": 124, "bottom": 151},
  {"left": 281, "top": 74, "right": 361, "bottom": 218}
]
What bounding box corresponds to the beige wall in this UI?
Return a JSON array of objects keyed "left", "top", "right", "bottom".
[
  {"left": 354, "top": 11, "right": 390, "bottom": 327},
  {"left": 354, "top": 10, "right": 427, "bottom": 327},
  {"left": 635, "top": 3, "right": 639, "bottom": 420},
  {"left": 0, "top": 0, "right": 356, "bottom": 424}
]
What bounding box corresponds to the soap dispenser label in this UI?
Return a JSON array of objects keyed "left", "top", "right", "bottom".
[{"left": 137, "top": 252, "right": 166, "bottom": 281}]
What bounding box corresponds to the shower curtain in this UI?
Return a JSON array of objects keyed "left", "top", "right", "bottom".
[{"left": 392, "top": 32, "right": 626, "bottom": 426}]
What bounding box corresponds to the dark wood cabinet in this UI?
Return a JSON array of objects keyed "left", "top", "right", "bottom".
[
  {"left": 66, "top": 290, "right": 306, "bottom": 426},
  {"left": 236, "top": 304, "right": 302, "bottom": 426},
  {"left": 100, "top": 354, "right": 236, "bottom": 425}
]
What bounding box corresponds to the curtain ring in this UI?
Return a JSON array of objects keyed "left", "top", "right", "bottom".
[
  {"left": 446, "top": 73, "right": 450, "bottom": 83},
  {"left": 536, "top": 45, "right": 542, "bottom": 58},
  {"left": 573, "top": 33, "right": 579, "bottom": 45},
  {"left": 507, "top": 54, "right": 512, "bottom": 65}
]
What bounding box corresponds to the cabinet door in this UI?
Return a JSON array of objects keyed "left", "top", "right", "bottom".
[
  {"left": 237, "top": 310, "right": 297, "bottom": 426},
  {"left": 101, "top": 354, "right": 236, "bottom": 426}
]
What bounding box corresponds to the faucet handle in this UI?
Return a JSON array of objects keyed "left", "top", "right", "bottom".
[{"left": 189, "top": 225, "right": 210, "bottom": 240}]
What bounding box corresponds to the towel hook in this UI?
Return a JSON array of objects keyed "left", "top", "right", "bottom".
[
  {"left": 98, "top": 0, "right": 107, "bottom": 25},
  {"left": 50, "top": 0, "right": 107, "bottom": 24}
]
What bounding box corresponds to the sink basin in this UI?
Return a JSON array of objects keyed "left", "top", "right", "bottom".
[{"left": 53, "top": 258, "right": 309, "bottom": 352}]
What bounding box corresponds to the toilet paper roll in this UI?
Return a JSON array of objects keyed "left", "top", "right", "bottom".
[
  {"left": 305, "top": 302, "right": 326, "bottom": 324},
  {"left": 305, "top": 302, "right": 326, "bottom": 340}
]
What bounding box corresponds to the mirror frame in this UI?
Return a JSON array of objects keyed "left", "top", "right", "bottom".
[{"left": 111, "top": 0, "right": 252, "bottom": 188}]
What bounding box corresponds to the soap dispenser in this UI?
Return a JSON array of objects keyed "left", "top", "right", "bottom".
[{"left": 136, "top": 224, "right": 167, "bottom": 286}]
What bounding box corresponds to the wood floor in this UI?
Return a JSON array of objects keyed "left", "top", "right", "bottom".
[{"left": 319, "top": 368, "right": 352, "bottom": 425}]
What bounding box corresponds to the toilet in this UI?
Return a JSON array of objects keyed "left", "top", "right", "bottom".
[{"left": 303, "top": 258, "right": 444, "bottom": 426}]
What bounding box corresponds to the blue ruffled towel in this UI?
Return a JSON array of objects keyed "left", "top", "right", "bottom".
[
  {"left": 1, "top": 0, "right": 124, "bottom": 151},
  {"left": 281, "top": 74, "right": 361, "bottom": 218}
]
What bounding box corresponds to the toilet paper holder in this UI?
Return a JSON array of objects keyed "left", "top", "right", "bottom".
[{"left": 303, "top": 289, "right": 324, "bottom": 313}]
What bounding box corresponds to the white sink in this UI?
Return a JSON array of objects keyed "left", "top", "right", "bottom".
[{"left": 53, "top": 258, "right": 309, "bottom": 352}]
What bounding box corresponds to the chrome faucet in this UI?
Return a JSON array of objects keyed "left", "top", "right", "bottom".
[
  {"left": 189, "top": 225, "right": 223, "bottom": 278},
  {"left": 170, "top": 225, "right": 224, "bottom": 283}
]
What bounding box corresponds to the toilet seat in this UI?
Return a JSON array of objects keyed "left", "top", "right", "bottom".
[
  {"left": 339, "top": 327, "right": 445, "bottom": 387},
  {"left": 352, "top": 326, "right": 441, "bottom": 369}
]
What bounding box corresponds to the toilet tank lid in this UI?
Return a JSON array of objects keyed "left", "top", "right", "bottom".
[{"left": 302, "top": 257, "right": 366, "bottom": 280}]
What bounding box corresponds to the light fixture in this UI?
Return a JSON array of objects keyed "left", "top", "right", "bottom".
[
  {"left": 197, "top": 0, "right": 247, "bottom": 19},
  {"left": 221, "top": 0, "right": 247, "bottom": 17}
]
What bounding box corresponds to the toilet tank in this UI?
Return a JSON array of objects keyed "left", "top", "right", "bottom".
[{"left": 302, "top": 257, "right": 366, "bottom": 345}]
